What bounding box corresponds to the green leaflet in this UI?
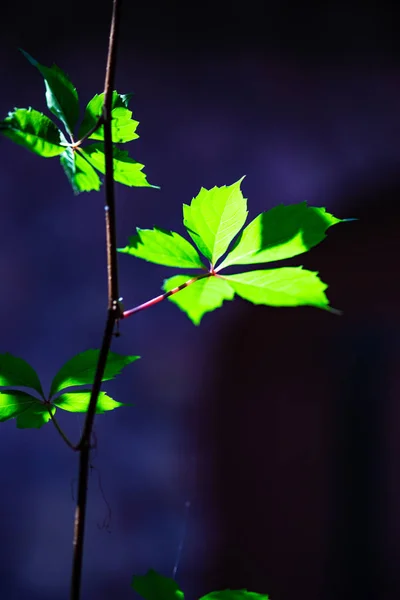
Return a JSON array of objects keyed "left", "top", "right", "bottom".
[
  {"left": 163, "top": 274, "right": 235, "bottom": 325},
  {"left": 53, "top": 390, "right": 126, "bottom": 413},
  {"left": 183, "top": 178, "right": 248, "bottom": 264},
  {"left": 223, "top": 267, "right": 330, "bottom": 309},
  {"left": 200, "top": 591, "right": 269, "bottom": 600},
  {"left": 78, "top": 91, "right": 136, "bottom": 142},
  {"left": 0, "top": 391, "right": 54, "bottom": 429},
  {"left": 131, "top": 569, "right": 184, "bottom": 600},
  {"left": 118, "top": 227, "right": 205, "bottom": 269},
  {"left": 21, "top": 50, "right": 79, "bottom": 136},
  {"left": 50, "top": 350, "right": 139, "bottom": 397},
  {"left": 219, "top": 202, "right": 342, "bottom": 269},
  {"left": 0, "top": 108, "right": 65, "bottom": 157},
  {"left": 61, "top": 147, "right": 101, "bottom": 194},
  {"left": 0, "top": 353, "right": 43, "bottom": 397},
  {"left": 81, "top": 143, "right": 157, "bottom": 188}
]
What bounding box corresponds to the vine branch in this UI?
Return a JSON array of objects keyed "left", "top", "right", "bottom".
[{"left": 69, "top": 1, "right": 122, "bottom": 598}]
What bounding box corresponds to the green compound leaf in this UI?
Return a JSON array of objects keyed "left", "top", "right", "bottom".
[
  {"left": 219, "top": 202, "right": 342, "bottom": 269},
  {"left": 183, "top": 177, "right": 248, "bottom": 265},
  {"left": 0, "top": 353, "right": 44, "bottom": 397},
  {"left": 50, "top": 350, "right": 139, "bottom": 397},
  {"left": 118, "top": 227, "right": 205, "bottom": 269},
  {"left": 131, "top": 569, "right": 184, "bottom": 600},
  {"left": 200, "top": 590, "right": 269, "bottom": 600},
  {"left": 60, "top": 147, "right": 101, "bottom": 194},
  {"left": 81, "top": 143, "right": 157, "bottom": 188},
  {"left": 21, "top": 49, "right": 79, "bottom": 136},
  {"left": 163, "top": 275, "right": 235, "bottom": 325},
  {"left": 0, "top": 391, "right": 54, "bottom": 429},
  {"left": 223, "top": 267, "right": 330, "bottom": 309},
  {"left": 53, "top": 390, "right": 126, "bottom": 413},
  {"left": 78, "top": 92, "right": 135, "bottom": 141},
  {"left": 0, "top": 108, "right": 65, "bottom": 157}
]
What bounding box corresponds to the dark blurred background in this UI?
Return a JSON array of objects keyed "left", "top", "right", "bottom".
[{"left": 1, "top": 1, "right": 399, "bottom": 599}]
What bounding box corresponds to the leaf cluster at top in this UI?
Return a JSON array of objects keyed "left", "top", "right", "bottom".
[{"left": 0, "top": 51, "right": 157, "bottom": 194}]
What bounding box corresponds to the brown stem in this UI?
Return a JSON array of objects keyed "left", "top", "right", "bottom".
[{"left": 69, "top": 1, "right": 122, "bottom": 598}]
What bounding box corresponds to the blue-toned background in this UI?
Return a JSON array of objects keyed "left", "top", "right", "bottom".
[{"left": 1, "top": 1, "right": 400, "bottom": 599}]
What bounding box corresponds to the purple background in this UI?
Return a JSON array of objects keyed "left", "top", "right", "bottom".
[{"left": 1, "top": 1, "right": 400, "bottom": 599}]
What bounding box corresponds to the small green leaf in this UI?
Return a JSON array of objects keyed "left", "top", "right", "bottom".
[
  {"left": 81, "top": 143, "right": 157, "bottom": 188},
  {"left": 219, "top": 202, "right": 342, "bottom": 269},
  {"left": 118, "top": 227, "right": 205, "bottom": 268},
  {"left": 50, "top": 350, "right": 139, "bottom": 397},
  {"left": 200, "top": 590, "right": 269, "bottom": 600},
  {"left": 60, "top": 147, "right": 101, "bottom": 194},
  {"left": 223, "top": 267, "right": 330, "bottom": 309},
  {"left": 78, "top": 92, "right": 137, "bottom": 142},
  {"left": 183, "top": 178, "right": 248, "bottom": 265},
  {"left": 53, "top": 390, "right": 126, "bottom": 413},
  {"left": 131, "top": 569, "right": 184, "bottom": 600},
  {"left": 0, "top": 353, "right": 43, "bottom": 396},
  {"left": 163, "top": 274, "right": 235, "bottom": 324},
  {"left": 0, "top": 108, "right": 65, "bottom": 157},
  {"left": 0, "top": 391, "right": 54, "bottom": 429},
  {"left": 21, "top": 49, "right": 79, "bottom": 135}
]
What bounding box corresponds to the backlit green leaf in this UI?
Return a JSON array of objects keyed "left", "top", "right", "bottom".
[
  {"left": 219, "top": 203, "right": 342, "bottom": 269},
  {"left": 50, "top": 350, "right": 139, "bottom": 397},
  {"left": 0, "top": 108, "right": 65, "bottom": 157},
  {"left": 21, "top": 50, "right": 79, "bottom": 136},
  {"left": 0, "top": 353, "right": 43, "bottom": 396},
  {"left": 223, "top": 267, "right": 330, "bottom": 309},
  {"left": 53, "top": 390, "right": 126, "bottom": 413},
  {"left": 60, "top": 147, "right": 101, "bottom": 194},
  {"left": 131, "top": 569, "right": 184, "bottom": 600},
  {"left": 78, "top": 92, "right": 137, "bottom": 142},
  {"left": 0, "top": 390, "right": 54, "bottom": 429},
  {"left": 81, "top": 143, "right": 157, "bottom": 188},
  {"left": 118, "top": 227, "right": 205, "bottom": 268},
  {"left": 200, "top": 590, "right": 269, "bottom": 600},
  {"left": 183, "top": 178, "right": 248, "bottom": 264},
  {"left": 163, "top": 274, "right": 235, "bottom": 324}
]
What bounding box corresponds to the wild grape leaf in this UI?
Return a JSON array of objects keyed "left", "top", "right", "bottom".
[
  {"left": 219, "top": 203, "right": 342, "bottom": 269},
  {"left": 163, "top": 275, "right": 235, "bottom": 324},
  {"left": 0, "top": 108, "right": 65, "bottom": 157},
  {"left": 21, "top": 50, "right": 79, "bottom": 136},
  {"left": 183, "top": 178, "right": 247, "bottom": 264},
  {"left": 223, "top": 267, "right": 330, "bottom": 309},
  {"left": 118, "top": 227, "right": 205, "bottom": 268},
  {"left": 0, "top": 391, "right": 54, "bottom": 429},
  {"left": 0, "top": 353, "right": 43, "bottom": 396},
  {"left": 50, "top": 350, "right": 139, "bottom": 397},
  {"left": 131, "top": 569, "right": 184, "bottom": 600},
  {"left": 200, "top": 590, "right": 269, "bottom": 600},
  {"left": 60, "top": 147, "right": 101, "bottom": 194},
  {"left": 81, "top": 143, "right": 157, "bottom": 188},
  {"left": 53, "top": 390, "right": 126, "bottom": 413},
  {"left": 78, "top": 92, "right": 137, "bottom": 142}
]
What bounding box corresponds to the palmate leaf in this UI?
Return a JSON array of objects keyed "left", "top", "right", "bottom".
[
  {"left": 118, "top": 227, "right": 205, "bottom": 268},
  {"left": 219, "top": 202, "right": 342, "bottom": 269},
  {"left": 200, "top": 591, "right": 269, "bottom": 600},
  {"left": 0, "top": 108, "right": 65, "bottom": 157},
  {"left": 0, "top": 391, "right": 54, "bottom": 429},
  {"left": 60, "top": 147, "right": 101, "bottom": 194},
  {"left": 21, "top": 50, "right": 79, "bottom": 136},
  {"left": 223, "top": 267, "right": 330, "bottom": 309},
  {"left": 81, "top": 143, "right": 157, "bottom": 188},
  {"left": 50, "top": 350, "right": 139, "bottom": 397},
  {"left": 183, "top": 178, "right": 248, "bottom": 264},
  {"left": 163, "top": 275, "right": 235, "bottom": 325},
  {"left": 0, "top": 353, "right": 43, "bottom": 396},
  {"left": 78, "top": 91, "right": 136, "bottom": 142},
  {"left": 132, "top": 569, "right": 184, "bottom": 600},
  {"left": 53, "top": 390, "right": 126, "bottom": 413}
]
